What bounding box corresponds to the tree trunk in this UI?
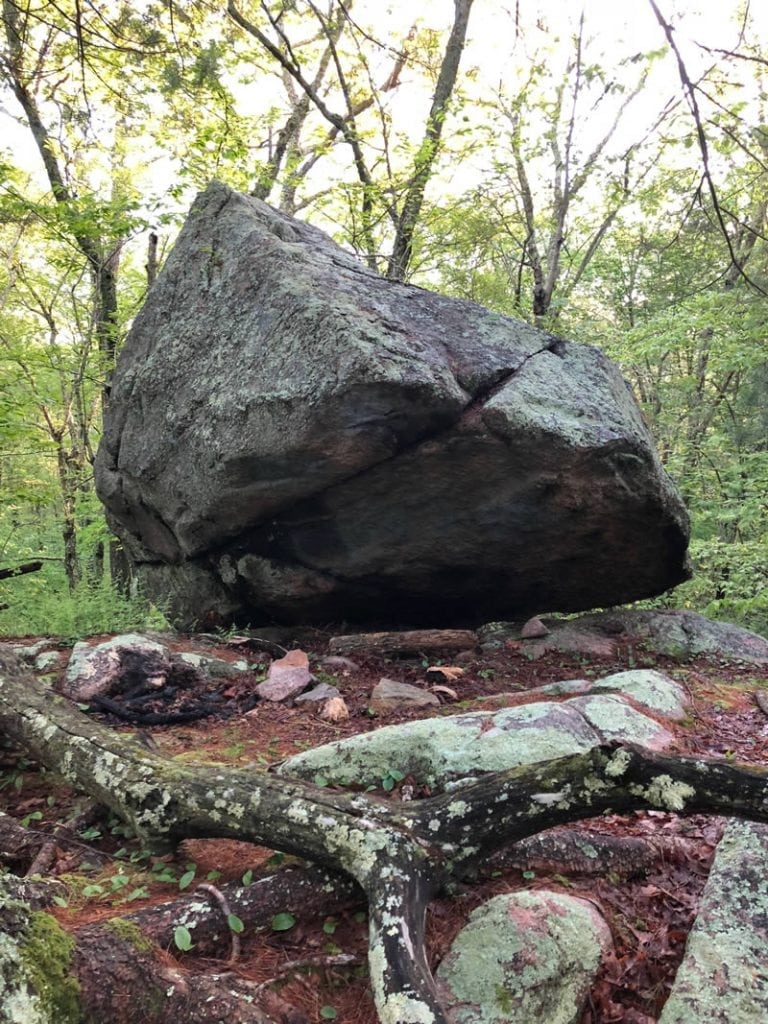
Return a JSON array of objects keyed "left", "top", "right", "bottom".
[{"left": 4, "top": 647, "right": 768, "bottom": 1023}]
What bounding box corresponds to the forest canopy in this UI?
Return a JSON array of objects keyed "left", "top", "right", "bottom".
[{"left": 0, "top": 0, "right": 766, "bottom": 637}]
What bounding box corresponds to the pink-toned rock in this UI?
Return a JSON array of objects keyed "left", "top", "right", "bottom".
[
  {"left": 521, "top": 615, "right": 550, "bottom": 639},
  {"left": 255, "top": 649, "right": 312, "bottom": 702}
]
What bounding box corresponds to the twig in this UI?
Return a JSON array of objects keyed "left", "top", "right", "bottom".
[
  {"left": 251, "top": 952, "right": 360, "bottom": 996},
  {"left": 197, "top": 882, "right": 241, "bottom": 962}
]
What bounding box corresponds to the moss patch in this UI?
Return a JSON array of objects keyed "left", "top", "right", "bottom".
[{"left": 18, "top": 912, "right": 80, "bottom": 1023}]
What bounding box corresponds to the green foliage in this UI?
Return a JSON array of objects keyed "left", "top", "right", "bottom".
[
  {"left": 271, "top": 912, "right": 296, "bottom": 931},
  {"left": 381, "top": 768, "right": 405, "bottom": 792},
  {"left": 0, "top": 567, "right": 168, "bottom": 640},
  {"left": 173, "top": 925, "right": 194, "bottom": 951},
  {"left": 0, "top": 0, "right": 765, "bottom": 643}
]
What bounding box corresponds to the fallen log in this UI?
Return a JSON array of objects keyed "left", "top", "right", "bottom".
[
  {"left": 0, "top": 560, "right": 43, "bottom": 580},
  {"left": 3, "top": 645, "right": 768, "bottom": 1024},
  {"left": 328, "top": 628, "right": 477, "bottom": 657}
]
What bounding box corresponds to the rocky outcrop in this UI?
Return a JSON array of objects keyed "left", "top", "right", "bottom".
[
  {"left": 95, "top": 181, "right": 689, "bottom": 628},
  {"left": 277, "top": 669, "right": 687, "bottom": 790},
  {"left": 479, "top": 609, "right": 768, "bottom": 665}
]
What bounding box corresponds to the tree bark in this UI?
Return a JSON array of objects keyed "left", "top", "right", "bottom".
[
  {"left": 4, "top": 647, "right": 768, "bottom": 1023},
  {"left": 386, "top": 0, "right": 475, "bottom": 281},
  {"left": 328, "top": 628, "right": 477, "bottom": 656}
]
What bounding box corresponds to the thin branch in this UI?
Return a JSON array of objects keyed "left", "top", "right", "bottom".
[{"left": 648, "top": 0, "right": 768, "bottom": 295}]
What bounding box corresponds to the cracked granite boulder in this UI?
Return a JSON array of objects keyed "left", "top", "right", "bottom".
[{"left": 94, "top": 182, "right": 690, "bottom": 628}]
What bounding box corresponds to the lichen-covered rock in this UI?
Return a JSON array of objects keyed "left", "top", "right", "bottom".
[
  {"left": 436, "top": 890, "right": 612, "bottom": 1023},
  {"left": 589, "top": 669, "right": 688, "bottom": 719},
  {"left": 95, "top": 181, "right": 689, "bottom": 628},
  {"left": 278, "top": 680, "right": 682, "bottom": 790},
  {"left": 508, "top": 609, "right": 768, "bottom": 665},
  {"left": 659, "top": 820, "right": 768, "bottom": 1023},
  {"left": 0, "top": 876, "right": 79, "bottom": 1024}
]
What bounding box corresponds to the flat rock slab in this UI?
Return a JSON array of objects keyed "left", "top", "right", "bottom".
[
  {"left": 659, "top": 820, "right": 768, "bottom": 1023},
  {"left": 95, "top": 182, "right": 689, "bottom": 628},
  {"left": 370, "top": 678, "right": 440, "bottom": 712},
  {"left": 436, "top": 890, "right": 612, "bottom": 1023},
  {"left": 278, "top": 671, "right": 685, "bottom": 790}
]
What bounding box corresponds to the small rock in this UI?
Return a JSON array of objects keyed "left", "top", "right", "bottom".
[
  {"left": 370, "top": 678, "right": 440, "bottom": 713},
  {"left": 320, "top": 697, "right": 349, "bottom": 722},
  {"left": 521, "top": 615, "right": 550, "bottom": 639},
  {"left": 294, "top": 683, "right": 341, "bottom": 704},
  {"left": 34, "top": 650, "right": 60, "bottom": 673},
  {"left": 318, "top": 655, "right": 359, "bottom": 672},
  {"left": 12, "top": 639, "right": 56, "bottom": 663},
  {"left": 255, "top": 648, "right": 313, "bottom": 702},
  {"left": 178, "top": 651, "right": 249, "bottom": 677}
]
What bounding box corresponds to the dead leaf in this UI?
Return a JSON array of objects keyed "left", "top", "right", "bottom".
[
  {"left": 426, "top": 665, "right": 465, "bottom": 682},
  {"left": 429, "top": 685, "right": 458, "bottom": 701}
]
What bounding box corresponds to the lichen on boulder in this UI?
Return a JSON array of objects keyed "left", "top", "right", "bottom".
[{"left": 436, "top": 890, "right": 612, "bottom": 1023}]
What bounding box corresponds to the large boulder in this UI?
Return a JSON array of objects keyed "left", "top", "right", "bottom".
[{"left": 95, "top": 182, "right": 689, "bottom": 628}]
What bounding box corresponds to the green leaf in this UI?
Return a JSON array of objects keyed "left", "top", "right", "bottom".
[
  {"left": 322, "top": 919, "right": 337, "bottom": 935},
  {"left": 241, "top": 869, "right": 253, "bottom": 886},
  {"left": 173, "top": 926, "right": 194, "bottom": 951},
  {"left": 178, "top": 868, "right": 196, "bottom": 890},
  {"left": 52, "top": 896, "right": 69, "bottom": 908},
  {"left": 320, "top": 1007, "right": 338, "bottom": 1020},
  {"left": 271, "top": 912, "right": 296, "bottom": 932},
  {"left": 227, "top": 914, "right": 244, "bottom": 933},
  {"left": 522, "top": 870, "right": 536, "bottom": 880},
  {"left": 82, "top": 884, "right": 104, "bottom": 897}
]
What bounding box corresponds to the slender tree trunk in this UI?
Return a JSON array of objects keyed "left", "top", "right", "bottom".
[{"left": 386, "top": 0, "right": 475, "bottom": 281}]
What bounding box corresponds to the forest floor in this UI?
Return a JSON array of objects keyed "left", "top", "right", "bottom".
[{"left": 2, "top": 628, "right": 767, "bottom": 1024}]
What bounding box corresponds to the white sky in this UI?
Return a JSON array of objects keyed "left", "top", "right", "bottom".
[{"left": 3, "top": 0, "right": 765, "bottom": 220}]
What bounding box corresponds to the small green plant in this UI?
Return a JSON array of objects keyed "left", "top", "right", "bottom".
[
  {"left": 173, "top": 925, "right": 194, "bottom": 951},
  {"left": 320, "top": 1007, "right": 338, "bottom": 1020},
  {"left": 381, "top": 768, "right": 405, "bottom": 792},
  {"left": 271, "top": 912, "right": 296, "bottom": 932},
  {"left": 178, "top": 864, "right": 197, "bottom": 890}
]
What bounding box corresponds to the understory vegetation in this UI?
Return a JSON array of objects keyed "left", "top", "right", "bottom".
[{"left": 1, "top": 0, "right": 766, "bottom": 638}]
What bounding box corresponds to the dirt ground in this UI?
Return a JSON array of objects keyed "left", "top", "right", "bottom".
[{"left": 2, "top": 628, "right": 767, "bottom": 1024}]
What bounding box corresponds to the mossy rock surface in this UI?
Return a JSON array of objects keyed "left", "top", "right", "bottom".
[{"left": 436, "top": 890, "right": 612, "bottom": 1023}]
